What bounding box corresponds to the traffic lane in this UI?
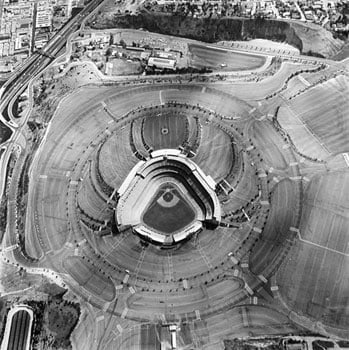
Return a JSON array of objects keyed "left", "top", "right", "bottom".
[
  {"left": 126, "top": 279, "right": 242, "bottom": 314},
  {"left": 1, "top": 0, "right": 102, "bottom": 106}
]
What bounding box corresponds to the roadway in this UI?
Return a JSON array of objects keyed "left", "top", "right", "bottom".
[
  {"left": 0, "top": 0, "right": 106, "bottom": 133},
  {"left": 2, "top": 18, "right": 348, "bottom": 347},
  {"left": 0, "top": 0, "right": 107, "bottom": 201},
  {"left": 15, "top": 83, "right": 293, "bottom": 327}
]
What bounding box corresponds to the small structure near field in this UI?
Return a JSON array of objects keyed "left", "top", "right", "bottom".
[{"left": 148, "top": 56, "right": 176, "bottom": 70}]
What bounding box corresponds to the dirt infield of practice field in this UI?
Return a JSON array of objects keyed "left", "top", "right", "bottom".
[{"left": 277, "top": 171, "right": 349, "bottom": 330}]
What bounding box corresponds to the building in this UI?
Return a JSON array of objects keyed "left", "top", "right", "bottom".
[
  {"left": 148, "top": 56, "right": 176, "bottom": 70},
  {"left": 36, "top": 1, "right": 52, "bottom": 28}
]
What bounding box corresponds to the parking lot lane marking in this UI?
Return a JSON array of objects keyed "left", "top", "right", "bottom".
[
  {"left": 249, "top": 107, "right": 256, "bottom": 115},
  {"left": 343, "top": 153, "right": 349, "bottom": 167},
  {"left": 290, "top": 176, "right": 302, "bottom": 181},
  {"left": 96, "top": 315, "right": 104, "bottom": 322},
  {"left": 258, "top": 274, "right": 268, "bottom": 283},
  {"left": 121, "top": 307, "right": 128, "bottom": 319},
  {"left": 195, "top": 309, "right": 201, "bottom": 321}
]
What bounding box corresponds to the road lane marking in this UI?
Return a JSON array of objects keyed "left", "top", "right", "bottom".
[
  {"left": 244, "top": 283, "right": 253, "bottom": 295},
  {"left": 258, "top": 274, "right": 268, "bottom": 283},
  {"left": 298, "top": 74, "right": 311, "bottom": 87},
  {"left": 3, "top": 244, "right": 19, "bottom": 252}
]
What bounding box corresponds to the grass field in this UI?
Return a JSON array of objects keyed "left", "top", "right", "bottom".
[
  {"left": 142, "top": 112, "right": 187, "bottom": 150},
  {"left": 277, "top": 171, "right": 349, "bottom": 330}
]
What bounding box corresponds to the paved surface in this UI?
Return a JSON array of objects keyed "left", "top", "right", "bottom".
[{"left": 1, "top": 42, "right": 349, "bottom": 349}]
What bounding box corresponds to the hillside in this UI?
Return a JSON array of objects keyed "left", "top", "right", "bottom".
[{"left": 88, "top": 11, "right": 345, "bottom": 58}]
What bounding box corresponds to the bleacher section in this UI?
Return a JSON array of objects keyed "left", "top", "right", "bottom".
[{"left": 116, "top": 149, "right": 221, "bottom": 245}]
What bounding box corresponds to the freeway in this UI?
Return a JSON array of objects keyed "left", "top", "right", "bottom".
[
  {"left": 0, "top": 0, "right": 105, "bottom": 124},
  {"left": 0, "top": 0, "right": 106, "bottom": 199}
]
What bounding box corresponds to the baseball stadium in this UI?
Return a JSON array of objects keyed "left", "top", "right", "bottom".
[{"left": 1, "top": 40, "right": 348, "bottom": 350}]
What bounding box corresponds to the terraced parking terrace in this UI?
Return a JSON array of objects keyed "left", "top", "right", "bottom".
[{"left": 0, "top": 25, "right": 348, "bottom": 350}]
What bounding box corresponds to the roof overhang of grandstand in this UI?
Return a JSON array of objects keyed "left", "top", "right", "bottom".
[{"left": 116, "top": 149, "right": 221, "bottom": 245}]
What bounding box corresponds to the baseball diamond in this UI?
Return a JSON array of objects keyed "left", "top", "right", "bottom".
[{"left": 1, "top": 34, "right": 348, "bottom": 349}]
